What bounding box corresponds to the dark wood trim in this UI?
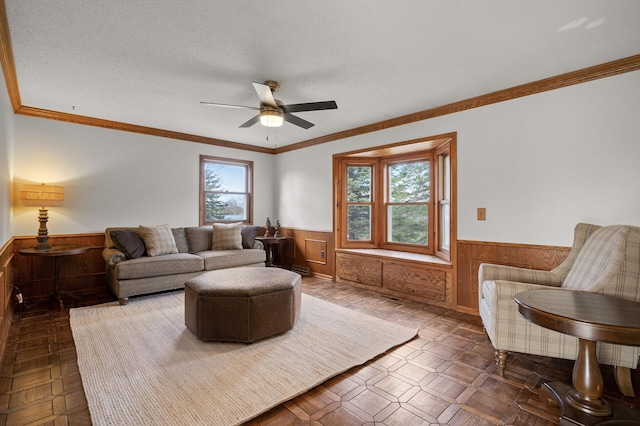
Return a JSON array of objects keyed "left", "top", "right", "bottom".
[
  {"left": 275, "top": 54, "right": 640, "bottom": 154},
  {"left": 2, "top": 3, "right": 639, "bottom": 157},
  {"left": 0, "top": 237, "right": 15, "bottom": 365},
  {"left": 1, "top": 0, "right": 639, "bottom": 155},
  {"left": 0, "top": 0, "right": 20, "bottom": 111},
  {"left": 15, "top": 106, "right": 275, "bottom": 154}
]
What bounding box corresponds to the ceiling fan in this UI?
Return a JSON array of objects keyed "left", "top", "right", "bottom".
[{"left": 200, "top": 81, "right": 337, "bottom": 129}]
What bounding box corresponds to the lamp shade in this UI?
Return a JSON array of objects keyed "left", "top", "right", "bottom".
[
  {"left": 20, "top": 184, "right": 65, "bottom": 207},
  {"left": 260, "top": 110, "right": 283, "bottom": 127}
]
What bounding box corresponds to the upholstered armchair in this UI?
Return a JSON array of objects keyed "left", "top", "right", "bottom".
[{"left": 479, "top": 223, "right": 640, "bottom": 397}]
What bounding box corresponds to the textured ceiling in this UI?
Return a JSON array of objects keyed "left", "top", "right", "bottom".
[{"left": 5, "top": 1, "right": 640, "bottom": 149}]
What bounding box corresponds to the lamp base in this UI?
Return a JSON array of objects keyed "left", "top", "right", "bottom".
[
  {"left": 34, "top": 240, "right": 51, "bottom": 251},
  {"left": 34, "top": 208, "right": 51, "bottom": 250}
]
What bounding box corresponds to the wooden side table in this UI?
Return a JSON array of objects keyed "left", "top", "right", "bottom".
[
  {"left": 19, "top": 245, "right": 92, "bottom": 309},
  {"left": 514, "top": 289, "right": 640, "bottom": 425},
  {"left": 255, "top": 237, "right": 287, "bottom": 267}
]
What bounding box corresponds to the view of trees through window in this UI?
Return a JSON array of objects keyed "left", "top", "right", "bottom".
[
  {"left": 346, "top": 166, "right": 372, "bottom": 241},
  {"left": 201, "top": 156, "right": 251, "bottom": 223},
  {"left": 387, "top": 161, "right": 430, "bottom": 245},
  {"left": 345, "top": 160, "right": 431, "bottom": 246},
  {"left": 337, "top": 135, "right": 453, "bottom": 258}
]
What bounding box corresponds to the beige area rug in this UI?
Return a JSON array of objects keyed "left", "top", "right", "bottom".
[{"left": 70, "top": 291, "right": 418, "bottom": 426}]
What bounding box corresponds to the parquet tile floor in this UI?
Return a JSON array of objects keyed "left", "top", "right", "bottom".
[{"left": 1, "top": 276, "right": 639, "bottom": 425}]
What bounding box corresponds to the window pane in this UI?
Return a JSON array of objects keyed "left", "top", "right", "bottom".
[
  {"left": 440, "top": 203, "right": 450, "bottom": 250},
  {"left": 389, "top": 161, "right": 430, "bottom": 202},
  {"left": 387, "top": 205, "right": 428, "bottom": 245},
  {"left": 347, "top": 205, "right": 371, "bottom": 240},
  {"left": 347, "top": 166, "right": 371, "bottom": 202},
  {"left": 442, "top": 154, "right": 450, "bottom": 198},
  {"left": 204, "top": 163, "right": 246, "bottom": 192},
  {"left": 205, "top": 193, "right": 247, "bottom": 221}
]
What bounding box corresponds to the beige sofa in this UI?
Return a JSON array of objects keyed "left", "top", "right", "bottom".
[{"left": 102, "top": 225, "right": 266, "bottom": 305}]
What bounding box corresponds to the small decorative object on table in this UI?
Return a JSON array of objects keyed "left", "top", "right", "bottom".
[
  {"left": 274, "top": 220, "right": 281, "bottom": 237},
  {"left": 264, "top": 217, "right": 272, "bottom": 237}
]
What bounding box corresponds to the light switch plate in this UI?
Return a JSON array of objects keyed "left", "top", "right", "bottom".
[{"left": 477, "top": 208, "right": 486, "bottom": 221}]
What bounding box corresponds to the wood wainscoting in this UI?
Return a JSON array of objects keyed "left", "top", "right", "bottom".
[
  {"left": 272, "top": 227, "right": 334, "bottom": 279},
  {"left": 12, "top": 233, "right": 109, "bottom": 305},
  {"left": 335, "top": 249, "right": 454, "bottom": 309},
  {"left": 456, "top": 239, "right": 570, "bottom": 314},
  {"left": 0, "top": 239, "right": 16, "bottom": 363}
]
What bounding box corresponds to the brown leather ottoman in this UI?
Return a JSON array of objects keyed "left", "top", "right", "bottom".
[{"left": 184, "top": 267, "right": 302, "bottom": 342}]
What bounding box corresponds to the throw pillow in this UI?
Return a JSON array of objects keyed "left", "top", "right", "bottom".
[
  {"left": 139, "top": 224, "right": 179, "bottom": 257},
  {"left": 171, "top": 227, "right": 190, "bottom": 253},
  {"left": 110, "top": 230, "right": 146, "bottom": 259},
  {"left": 185, "top": 226, "right": 213, "bottom": 253},
  {"left": 212, "top": 222, "right": 243, "bottom": 250},
  {"left": 241, "top": 225, "right": 260, "bottom": 249}
]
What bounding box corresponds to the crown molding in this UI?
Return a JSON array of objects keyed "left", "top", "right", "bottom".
[
  {"left": 275, "top": 54, "right": 640, "bottom": 154},
  {"left": 15, "top": 105, "right": 275, "bottom": 154},
  {"left": 2, "top": 2, "right": 639, "bottom": 155}
]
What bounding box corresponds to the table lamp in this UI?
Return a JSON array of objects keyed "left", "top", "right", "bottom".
[{"left": 20, "top": 183, "right": 65, "bottom": 250}]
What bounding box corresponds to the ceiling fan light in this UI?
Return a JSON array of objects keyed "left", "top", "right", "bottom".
[{"left": 260, "top": 110, "right": 283, "bottom": 127}]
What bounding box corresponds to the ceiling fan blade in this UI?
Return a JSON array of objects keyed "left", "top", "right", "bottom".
[
  {"left": 284, "top": 113, "right": 314, "bottom": 129},
  {"left": 239, "top": 114, "right": 261, "bottom": 128},
  {"left": 282, "top": 100, "right": 337, "bottom": 113},
  {"left": 200, "top": 102, "right": 259, "bottom": 110},
  {"left": 251, "top": 82, "right": 278, "bottom": 107}
]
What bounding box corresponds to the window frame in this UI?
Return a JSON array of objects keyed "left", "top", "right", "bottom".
[
  {"left": 199, "top": 155, "right": 253, "bottom": 225},
  {"left": 340, "top": 159, "right": 377, "bottom": 249},
  {"left": 334, "top": 134, "right": 454, "bottom": 261},
  {"left": 381, "top": 153, "right": 434, "bottom": 254}
]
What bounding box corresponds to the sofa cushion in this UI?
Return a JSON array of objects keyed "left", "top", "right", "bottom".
[
  {"left": 241, "top": 225, "right": 260, "bottom": 249},
  {"left": 172, "top": 227, "right": 190, "bottom": 253},
  {"left": 185, "top": 226, "right": 213, "bottom": 253},
  {"left": 198, "top": 249, "right": 266, "bottom": 270},
  {"left": 115, "top": 253, "right": 204, "bottom": 280},
  {"left": 212, "top": 223, "right": 243, "bottom": 250},
  {"left": 110, "top": 230, "right": 146, "bottom": 259},
  {"left": 139, "top": 224, "right": 179, "bottom": 257}
]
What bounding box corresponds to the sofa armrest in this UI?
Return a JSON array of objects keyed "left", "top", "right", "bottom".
[
  {"left": 478, "top": 263, "right": 563, "bottom": 288},
  {"left": 102, "top": 248, "right": 126, "bottom": 266},
  {"left": 252, "top": 240, "right": 264, "bottom": 250}
]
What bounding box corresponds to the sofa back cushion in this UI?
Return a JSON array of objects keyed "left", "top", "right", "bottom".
[
  {"left": 185, "top": 226, "right": 213, "bottom": 253},
  {"left": 171, "top": 227, "right": 190, "bottom": 253}
]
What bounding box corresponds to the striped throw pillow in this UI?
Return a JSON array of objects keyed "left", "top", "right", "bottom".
[{"left": 212, "top": 222, "right": 243, "bottom": 250}]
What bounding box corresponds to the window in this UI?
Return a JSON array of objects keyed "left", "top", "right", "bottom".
[
  {"left": 436, "top": 145, "right": 451, "bottom": 256},
  {"left": 385, "top": 158, "right": 430, "bottom": 247},
  {"left": 335, "top": 134, "right": 454, "bottom": 260},
  {"left": 346, "top": 163, "right": 374, "bottom": 242},
  {"left": 200, "top": 155, "right": 253, "bottom": 225}
]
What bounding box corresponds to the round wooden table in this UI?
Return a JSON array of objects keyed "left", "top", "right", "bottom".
[
  {"left": 19, "top": 245, "right": 92, "bottom": 309},
  {"left": 515, "top": 289, "right": 640, "bottom": 424}
]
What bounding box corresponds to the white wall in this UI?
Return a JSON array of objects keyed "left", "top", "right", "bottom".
[
  {"left": 8, "top": 70, "right": 640, "bottom": 247},
  {"left": 11, "top": 118, "right": 276, "bottom": 236},
  {"left": 276, "top": 70, "right": 640, "bottom": 247},
  {"left": 0, "top": 71, "right": 14, "bottom": 247}
]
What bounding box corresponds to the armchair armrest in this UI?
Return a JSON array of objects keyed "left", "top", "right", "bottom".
[
  {"left": 482, "top": 280, "right": 565, "bottom": 304},
  {"left": 102, "top": 248, "right": 126, "bottom": 266},
  {"left": 479, "top": 263, "right": 563, "bottom": 288}
]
